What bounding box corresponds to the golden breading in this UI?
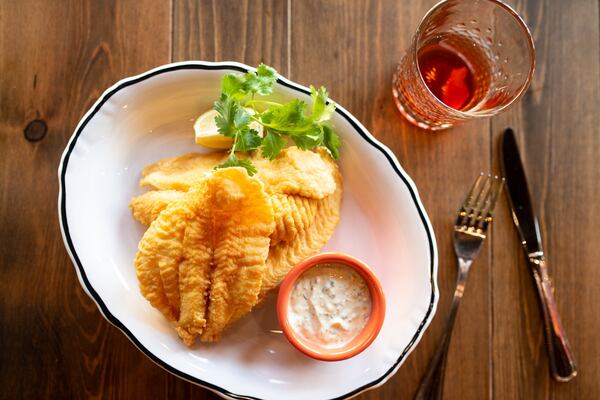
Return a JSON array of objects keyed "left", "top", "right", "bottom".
[
  {"left": 134, "top": 168, "right": 274, "bottom": 346},
  {"left": 139, "top": 147, "right": 336, "bottom": 199},
  {"left": 134, "top": 188, "right": 202, "bottom": 322},
  {"left": 174, "top": 184, "right": 213, "bottom": 346},
  {"left": 132, "top": 147, "right": 342, "bottom": 345},
  {"left": 252, "top": 147, "right": 337, "bottom": 199},
  {"left": 130, "top": 190, "right": 319, "bottom": 246},
  {"left": 258, "top": 166, "right": 342, "bottom": 300},
  {"left": 131, "top": 148, "right": 334, "bottom": 246},
  {"left": 199, "top": 168, "right": 274, "bottom": 342},
  {"left": 129, "top": 190, "right": 186, "bottom": 225},
  {"left": 140, "top": 152, "right": 228, "bottom": 190},
  {"left": 269, "top": 194, "right": 318, "bottom": 245}
]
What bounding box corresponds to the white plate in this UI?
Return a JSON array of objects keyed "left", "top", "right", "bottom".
[{"left": 58, "top": 61, "right": 438, "bottom": 400}]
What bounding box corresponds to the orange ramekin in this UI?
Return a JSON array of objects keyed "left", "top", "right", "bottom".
[{"left": 277, "top": 252, "right": 386, "bottom": 361}]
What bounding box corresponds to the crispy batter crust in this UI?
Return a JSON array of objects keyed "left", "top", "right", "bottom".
[
  {"left": 134, "top": 168, "right": 274, "bottom": 345},
  {"left": 132, "top": 148, "right": 342, "bottom": 345},
  {"left": 140, "top": 152, "right": 228, "bottom": 190},
  {"left": 131, "top": 148, "right": 335, "bottom": 245},
  {"left": 259, "top": 166, "right": 342, "bottom": 300},
  {"left": 130, "top": 190, "right": 186, "bottom": 225},
  {"left": 200, "top": 169, "right": 274, "bottom": 342}
]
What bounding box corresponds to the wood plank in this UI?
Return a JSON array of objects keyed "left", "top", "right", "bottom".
[
  {"left": 2, "top": 0, "right": 597, "bottom": 398},
  {"left": 169, "top": 0, "right": 289, "bottom": 398},
  {"left": 290, "top": 1, "right": 492, "bottom": 398},
  {"left": 490, "top": 0, "right": 600, "bottom": 399},
  {"left": 0, "top": 0, "right": 171, "bottom": 398},
  {"left": 172, "top": 0, "right": 289, "bottom": 75}
]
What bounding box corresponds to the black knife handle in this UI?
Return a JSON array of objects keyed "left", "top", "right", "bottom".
[{"left": 528, "top": 256, "right": 577, "bottom": 382}]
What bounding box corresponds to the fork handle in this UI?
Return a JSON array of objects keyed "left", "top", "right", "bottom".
[
  {"left": 414, "top": 257, "right": 472, "bottom": 400},
  {"left": 529, "top": 256, "right": 577, "bottom": 382}
]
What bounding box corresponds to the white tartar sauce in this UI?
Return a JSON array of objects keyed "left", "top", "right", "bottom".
[{"left": 288, "top": 263, "right": 372, "bottom": 348}]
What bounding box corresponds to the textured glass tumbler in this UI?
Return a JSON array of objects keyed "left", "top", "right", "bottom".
[{"left": 392, "top": 0, "right": 535, "bottom": 130}]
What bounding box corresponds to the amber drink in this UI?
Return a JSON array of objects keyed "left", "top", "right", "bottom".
[{"left": 392, "top": 0, "right": 535, "bottom": 130}]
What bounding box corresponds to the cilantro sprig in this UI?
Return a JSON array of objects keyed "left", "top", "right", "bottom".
[{"left": 212, "top": 64, "right": 341, "bottom": 175}]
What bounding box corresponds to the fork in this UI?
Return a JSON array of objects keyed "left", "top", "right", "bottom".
[{"left": 414, "top": 174, "right": 504, "bottom": 400}]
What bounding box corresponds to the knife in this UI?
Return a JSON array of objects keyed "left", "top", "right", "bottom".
[{"left": 501, "top": 128, "right": 577, "bottom": 382}]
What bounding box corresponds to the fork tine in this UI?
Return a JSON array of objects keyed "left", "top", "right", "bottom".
[
  {"left": 456, "top": 173, "right": 485, "bottom": 226},
  {"left": 476, "top": 177, "right": 504, "bottom": 230},
  {"left": 467, "top": 174, "right": 493, "bottom": 227},
  {"left": 469, "top": 174, "right": 491, "bottom": 211},
  {"left": 464, "top": 173, "right": 485, "bottom": 208},
  {"left": 462, "top": 174, "right": 491, "bottom": 227}
]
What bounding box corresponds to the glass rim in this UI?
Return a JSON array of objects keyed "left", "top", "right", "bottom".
[{"left": 411, "top": 0, "right": 536, "bottom": 118}]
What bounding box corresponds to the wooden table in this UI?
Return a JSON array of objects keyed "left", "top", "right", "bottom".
[{"left": 1, "top": 0, "right": 598, "bottom": 398}]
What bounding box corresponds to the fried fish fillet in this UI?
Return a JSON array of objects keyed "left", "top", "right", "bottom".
[
  {"left": 134, "top": 187, "right": 201, "bottom": 322},
  {"left": 258, "top": 162, "right": 342, "bottom": 300},
  {"left": 139, "top": 147, "right": 336, "bottom": 199},
  {"left": 140, "top": 152, "right": 228, "bottom": 190},
  {"left": 134, "top": 168, "right": 274, "bottom": 346},
  {"left": 252, "top": 147, "right": 337, "bottom": 199},
  {"left": 131, "top": 190, "right": 319, "bottom": 246},
  {"left": 131, "top": 147, "right": 333, "bottom": 245},
  {"left": 199, "top": 168, "right": 274, "bottom": 342},
  {"left": 269, "top": 194, "right": 319, "bottom": 245},
  {"left": 129, "top": 190, "right": 186, "bottom": 225},
  {"left": 133, "top": 147, "right": 342, "bottom": 344},
  {"left": 174, "top": 183, "right": 213, "bottom": 345}
]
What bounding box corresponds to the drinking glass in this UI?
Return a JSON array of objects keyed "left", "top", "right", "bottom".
[{"left": 392, "top": 0, "right": 535, "bottom": 130}]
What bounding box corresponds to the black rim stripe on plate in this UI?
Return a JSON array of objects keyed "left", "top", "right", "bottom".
[{"left": 59, "top": 62, "right": 437, "bottom": 400}]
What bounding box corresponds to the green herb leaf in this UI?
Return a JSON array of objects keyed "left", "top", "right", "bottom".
[
  {"left": 221, "top": 74, "right": 245, "bottom": 98},
  {"left": 233, "top": 106, "right": 250, "bottom": 127},
  {"left": 242, "top": 64, "right": 277, "bottom": 96},
  {"left": 214, "top": 95, "right": 237, "bottom": 137},
  {"left": 260, "top": 99, "right": 313, "bottom": 132},
  {"left": 322, "top": 125, "right": 341, "bottom": 159},
  {"left": 261, "top": 129, "right": 287, "bottom": 160},
  {"left": 215, "top": 154, "right": 257, "bottom": 176},
  {"left": 234, "top": 128, "right": 262, "bottom": 152},
  {"left": 209, "top": 64, "right": 342, "bottom": 164},
  {"left": 310, "top": 86, "right": 336, "bottom": 122},
  {"left": 289, "top": 124, "right": 323, "bottom": 150},
  {"left": 214, "top": 94, "right": 250, "bottom": 137}
]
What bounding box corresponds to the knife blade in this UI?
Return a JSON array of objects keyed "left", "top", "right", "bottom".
[
  {"left": 501, "top": 128, "right": 544, "bottom": 256},
  {"left": 500, "top": 128, "right": 577, "bottom": 382}
]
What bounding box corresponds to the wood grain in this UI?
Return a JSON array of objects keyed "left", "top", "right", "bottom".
[
  {"left": 289, "top": 1, "right": 492, "bottom": 399},
  {"left": 1, "top": 0, "right": 599, "bottom": 399},
  {"left": 172, "top": 0, "right": 289, "bottom": 74},
  {"left": 0, "top": 0, "right": 172, "bottom": 399},
  {"left": 171, "top": 1, "right": 290, "bottom": 397},
  {"left": 490, "top": 0, "right": 600, "bottom": 399}
]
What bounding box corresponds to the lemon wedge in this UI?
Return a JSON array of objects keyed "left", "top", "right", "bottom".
[{"left": 194, "top": 108, "right": 263, "bottom": 149}]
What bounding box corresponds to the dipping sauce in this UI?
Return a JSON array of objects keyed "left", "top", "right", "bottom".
[{"left": 287, "top": 263, "right": 372, "bottom": 349}]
